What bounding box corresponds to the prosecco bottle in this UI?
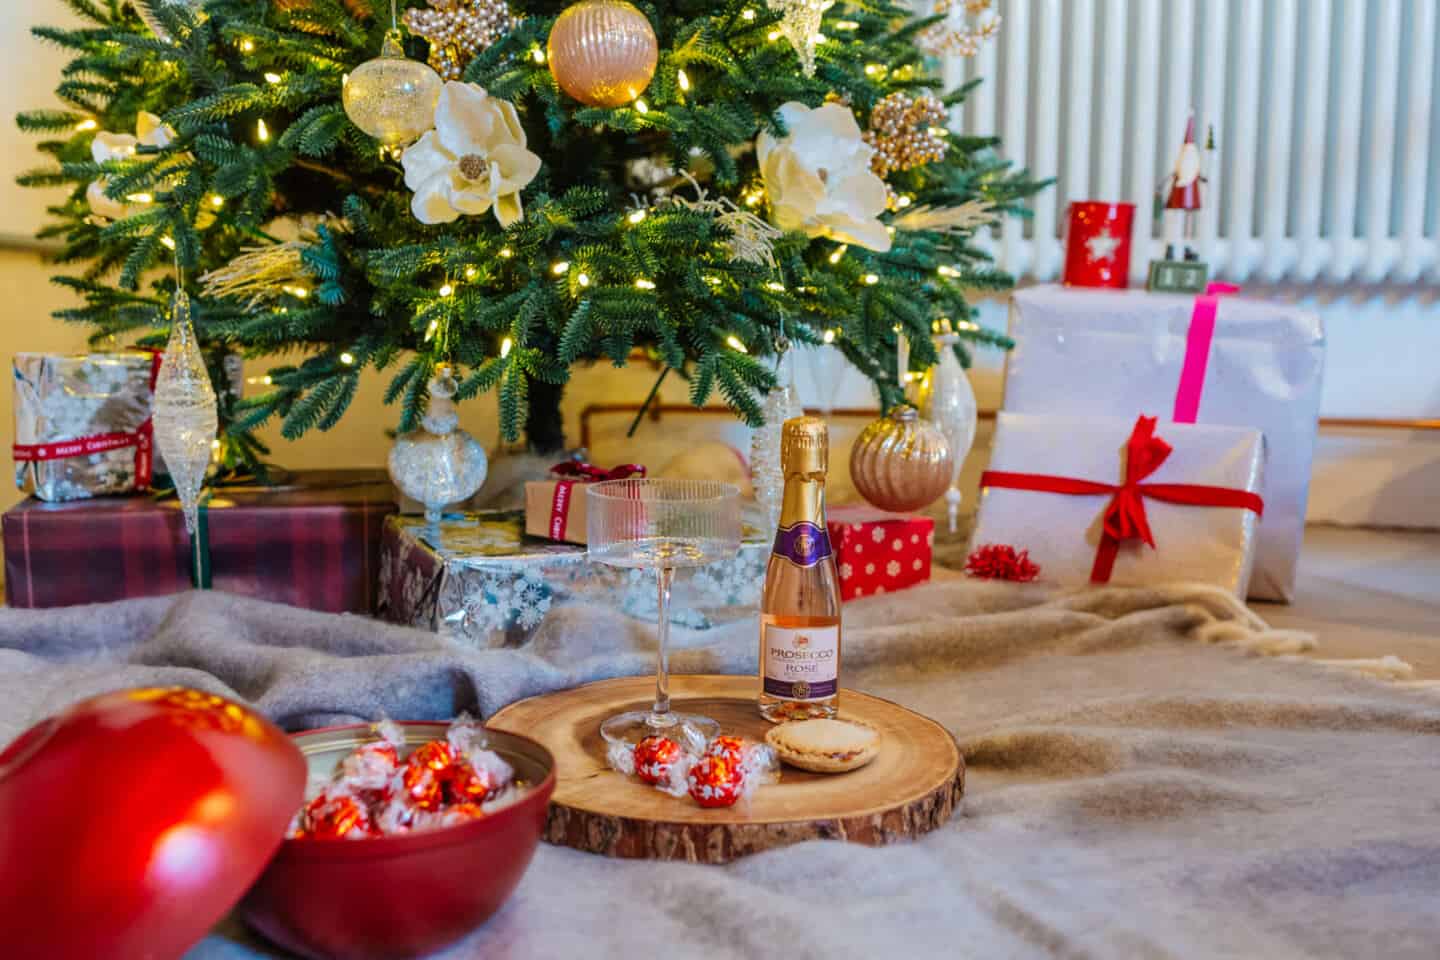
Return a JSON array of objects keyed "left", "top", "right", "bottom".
[{"left": 758, "top": 416, "right": 842, "bottom": 722}]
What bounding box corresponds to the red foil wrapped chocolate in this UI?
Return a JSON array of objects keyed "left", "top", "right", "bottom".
[
  {"left": 687, "top": 755, "right": 745, "bottom": 808},
  {"left": 634, "top": 735, "right": 685, "bottom": 785}
]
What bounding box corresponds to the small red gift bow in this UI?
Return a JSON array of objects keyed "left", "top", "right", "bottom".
[
  {"left": 547, "top": 461, "right": 646, "bottom": 540},
  {"left": 979, "top": 415, "right": 1264, "bottom": 584},
  {"left": 12, "top": 350, "right": 163, "bottom": 491}
]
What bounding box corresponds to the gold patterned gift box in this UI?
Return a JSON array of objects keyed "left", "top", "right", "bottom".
[{"left": 377, "top": 510, "right": 769, "bottom": 648}]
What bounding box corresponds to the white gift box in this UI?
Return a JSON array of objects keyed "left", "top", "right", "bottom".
[
  {"left": 1005, "top": 285, "right": 1325, "bottom": 602},
  {"left": 972, "top": 413, "right": 1265, "bottom": 597}
]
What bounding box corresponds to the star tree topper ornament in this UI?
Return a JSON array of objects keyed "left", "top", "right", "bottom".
[
  {"left": 403, "top": 0, "right": 522, "bottom": 82},
  {"left": 401, "top": 81, "right": 541, "bottom": 226},
  {"left": 766, "top": 0, "right": 826, "bottom": 77}
]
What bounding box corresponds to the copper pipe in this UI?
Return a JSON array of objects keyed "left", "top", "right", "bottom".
[{"left": 577, "top": 404, "right": 1440, "bottom": 452}]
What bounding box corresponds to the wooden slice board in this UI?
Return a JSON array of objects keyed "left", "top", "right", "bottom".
[{"left": 486, "top": 675, "right": 964, "bottom": 864}]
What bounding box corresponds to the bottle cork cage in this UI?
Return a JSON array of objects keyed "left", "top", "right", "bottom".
[{"left": 486, "top": 675, "right": 965, "bottom": 864}]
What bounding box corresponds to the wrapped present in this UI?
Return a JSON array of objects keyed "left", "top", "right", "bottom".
[
  {"left": 378, "top": 510, "right": 768, "bottom": 647},
  {"left": 12, "top": 351, "right": 162, "bottom": 502},
  {"left": 971, "top": 413, "right": 1265, "bottom": 596},
  {"left": 2, "top": 469, "right": 394, "bottom": 611},
  {"left": 826, "top": 505, "right": 933, "bottom": 601},
  {"left": 522, "top": 462, "right": 645, "bottom": 544},
  {"left": 1006, "top": 284, "right": 1324, "bottom": 601}
]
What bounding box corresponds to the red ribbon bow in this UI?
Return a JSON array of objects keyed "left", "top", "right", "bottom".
[
  {"left": 547, "top": 462, "right": 646, "bottom": 541},
  {"left": 980, "top": 415, "right": 1264, "bottom": 584},
  {"left": 549, "top": 461, "right": 646, "bottom": 482}
]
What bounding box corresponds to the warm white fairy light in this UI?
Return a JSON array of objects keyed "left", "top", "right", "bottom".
[
  {"left": 835, "top": 19, "right": 859, "bottom": 30},
  {"left": 634, "top": 99, "right": 649, "bottom": 114},
  {"left": 705, "top": 275, "right": 721, "bottom": 286},
  {"left": 742, "top": 8, "right": 756, "bottom": 19},
  {"left": 160, "top": 236, "right": 176, "bottom": 250},
  {"left": 500, "top": 337, "right": 513, "bottom": 357},
  {"left": 677, "top": 68, "right": 690, "bottom": 92},
  {"left": 425, "top": 319, "right": 439, "bottom": 340},
  {"left": 823, "top": 328, "right": 837, "bottom": 343},
  {"left": 896, "top": 195, "right": 913, "bottom": 208},
  {"left": 765, "top": 281, "right": 785, "bottom": 292},
  {"left": 75, "top": 118, "right": 97, "bottom": 132},
  {"left": 256, "top": 119, "right": 270, "bottom": 142},
  {"left": 767, "top": 30, "right": 781, "bottom": 40},
  {"left": 264, "top": 72, "right": 282, "bottom": 84},
  {"left": 635, "top": 278, "right": 656, "bottom": 289},
  {"left": 531, "top": 48, "right": 545, "bottom": 64},
  {"left": 828, "top": 244, "right": 847, "bottom": 264},
  {"left": 127, "top": 193, "right": 153, "bottom": 204},
  {"left": 340, "top": 352, "right": 355, "bottom": 365},
  {"left": 464, "top": 266, "right": 478, "bottom": 280},
  {"left": 725, "top": 335, "right": 748, "bottom": 353},
  {"left": 239, "top": 38, "right": 255, "bottom": 53},
  {"left": 864, "top": 273, "right": 879, "bottom": 285},
  {"left": 209, "top": 194, "right": 225, "bottom": 209},
  {"left": 283, "top": 285, "right": 309, "bottom": 298},
  {"left": 438, "top": 283, "right": 454, "bottom": 296},
  {"left": 628, "top": 209, "right": 647, "bottom": 224},
  {"left": 937, "top": 264, "right": 959, "bottom": 277},
  {"left": 551, "top": 260, "right": 569, "bottom": 275},
  {"left": 499, "top": 246, "right": 513, "bottom": 258},
  {"left": 577, "top": 272, "right": 591, "bottom": 287}
]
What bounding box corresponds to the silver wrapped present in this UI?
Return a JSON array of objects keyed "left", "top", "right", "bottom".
[
  {"left": 12, "top": 352, "right": 160, "bottom": 502},
  {"left": 377, "top": 510, "right": 768, "bottom": 648},
  {"left": 1006, "top": 285, "right": 1324, "bottom": 602},
  {"left": 972, "top": 413, "right": 1265, "bottom": 597}
]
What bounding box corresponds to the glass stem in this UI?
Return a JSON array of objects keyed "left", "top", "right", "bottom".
[{"left": 651, "top": 564, "right": 675, "bottom": 723}]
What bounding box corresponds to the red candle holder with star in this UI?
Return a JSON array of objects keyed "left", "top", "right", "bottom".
[{"left": 1062, "top": 201, "right": 1135, "bottom": 288}]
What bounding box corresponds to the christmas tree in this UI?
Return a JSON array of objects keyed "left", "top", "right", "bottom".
[{"left": 20, "top": 0, "right": 1043, "bottom": 462}]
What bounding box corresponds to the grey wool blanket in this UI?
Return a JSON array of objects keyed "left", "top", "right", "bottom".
[{"left": 3, "top": 583, "right": 1439, "bottom": 960}]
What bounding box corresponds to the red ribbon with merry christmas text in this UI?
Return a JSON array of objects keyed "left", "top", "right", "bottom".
[
  {"left": 548, "top": 461, "right": 646, "bottom": 540},
  {"left": 12, "top": 350, "right": 163, "bottom": 490},
  {"left": 979, "top": 415, "right": 1264, "bottom": 584}
]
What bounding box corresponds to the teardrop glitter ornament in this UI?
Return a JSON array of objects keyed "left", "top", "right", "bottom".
[
  {"left": 849, "top": 405, "right": 953, "bottom": 514},
  {"left": 387, "top": 365, "right": 489, "bottom": 524},
  {"left": 152, "top": 288, "right": 218, "bottom": 535},
  {"left": 546, "top": 0, "right": 658, "bottom": 108},
  {"left": 915, "top": 333, "right": 978, "bottom": 533},
  {"left": 343, "top": 30, "right": 444, "bottom": 146}
]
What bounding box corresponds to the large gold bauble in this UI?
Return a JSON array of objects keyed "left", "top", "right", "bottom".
[
  {"left": 342, "top": 32, "right": 444, "bottom": 146},
  {"left": 546, "top": 0, "right": 658, "bottom": 108},
  {"left": 848, "top": 405, "right": 954, "bottom": 513}
]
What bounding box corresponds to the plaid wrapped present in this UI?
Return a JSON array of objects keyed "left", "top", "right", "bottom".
[
  {"left": 3, "top": 469, "right": 394, "bottom": 611},
  {"left": 377, "top": 510, "right": 769, "bottom": 648}
]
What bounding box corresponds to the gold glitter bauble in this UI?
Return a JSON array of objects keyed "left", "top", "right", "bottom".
[
  {"left": 342, "top": 32, "right": 444, "bottom": 146},
  {"left": 849, "top": 405, "right": 954, "bottom": 513},
  {"left": 546, "top": 0, "right": 658, "bottom": 108}
]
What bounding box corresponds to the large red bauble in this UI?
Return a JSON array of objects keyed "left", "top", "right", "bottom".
[{"left": 0, "top": 687, "right": 306, "bottom": 960}]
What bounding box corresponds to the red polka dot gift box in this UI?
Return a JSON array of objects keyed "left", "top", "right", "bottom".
[{"left": 826, "top": 504, "right": 934, "bottom": 602}]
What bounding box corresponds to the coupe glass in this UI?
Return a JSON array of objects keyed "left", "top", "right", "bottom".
[{"left": 587, "top": 478, "right": 742, "bottom": 751}]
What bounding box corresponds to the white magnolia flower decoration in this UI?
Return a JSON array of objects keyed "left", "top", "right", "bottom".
[
  {"left": 756, "top": 101, "right": 892, "bottom": 252},
  {"left": 402, "top": 82, "right": 541, "bottom": 228},
  {"left": 86, "top": 111, "right": 176, "bottom": 221}
]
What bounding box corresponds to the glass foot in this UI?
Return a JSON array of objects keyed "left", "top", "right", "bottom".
[{"left": 599, "top": 710, "right": 718, "bottom": 755}]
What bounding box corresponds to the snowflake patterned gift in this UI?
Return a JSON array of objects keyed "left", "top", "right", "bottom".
[
  {"left": 377, "top": 509, "right": 769, "bottom": 648},
  {"left": 826, "top": 505, "right": 934, "bottom": 601}
]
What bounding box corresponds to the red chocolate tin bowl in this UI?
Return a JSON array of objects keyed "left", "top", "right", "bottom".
[{"left": 240, "top": 721, "right": 557, "bottom": 960}]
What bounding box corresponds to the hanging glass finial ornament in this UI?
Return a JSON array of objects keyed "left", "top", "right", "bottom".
[
  {"left": 805, "top": 328, "right": 849, "bottom": 416},
  {"left": 152, "top": 276, "right": 218, "bottom": 536},
  {"left": 388, "top": 364, "right": 489, "bottom": 525},
  {"left": 750, "top": 330, "right": 805, "bottom": 532},
  {"left": 915, "top": 323, "right": 979, "bottom": 534},
  {"left": 343, "top": 0, "right": 445, "bottom": 147}
]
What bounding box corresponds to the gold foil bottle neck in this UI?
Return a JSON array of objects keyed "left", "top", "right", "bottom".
[{"left": 781, "top": 416, "right": 828, "bottom": 476}]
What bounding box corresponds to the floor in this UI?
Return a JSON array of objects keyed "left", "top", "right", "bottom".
[{"left": 1260, "top": 525, "right": 1440, "bottom": 680}]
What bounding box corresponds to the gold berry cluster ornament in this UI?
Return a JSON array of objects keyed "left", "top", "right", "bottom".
[
  {"left": 865, "top": 92, "right": 950, "bottom": 179},
  {"left": 403, "top": 0, "right": 522, "bottom": 81},
  {"left": 918, "top": 0, "right": 1002, "bottom": 57},
  {"left": 547, "top": 0, "right": 658, "bottom": 108}
]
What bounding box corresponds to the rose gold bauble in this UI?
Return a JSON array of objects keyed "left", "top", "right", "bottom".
[
  {"left": 546, "top": 0, "right": 658, "bottom": 107},
  {"left": 849, "top": 405, "right": 954, "bottom": 513}
]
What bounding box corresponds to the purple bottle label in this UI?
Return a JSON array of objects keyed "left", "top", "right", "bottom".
[{"left": 772, "top": 521, "right": 832, "bottom": 568}]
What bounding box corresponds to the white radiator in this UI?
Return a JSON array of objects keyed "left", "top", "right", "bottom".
[{"left": 946, "top": 0, "right": 1439, "bottom": 285}]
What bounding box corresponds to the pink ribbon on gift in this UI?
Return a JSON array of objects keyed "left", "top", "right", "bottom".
[{"left": 1172, "top": 282, "right": 1241, "bottom": 424}]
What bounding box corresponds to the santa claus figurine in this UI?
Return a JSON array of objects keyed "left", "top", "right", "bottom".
[{"left": 1160, "top": 113, "right": 1210, "bottom": 262}]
